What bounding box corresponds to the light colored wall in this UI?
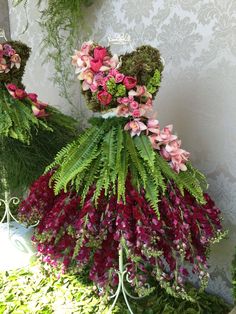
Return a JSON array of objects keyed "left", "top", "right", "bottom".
[
  {"left": 8, "top": 0, "right": 236, "bottom": 303},
  {"left": 0, "top": 0, "right": 10, "bottom": 39}
]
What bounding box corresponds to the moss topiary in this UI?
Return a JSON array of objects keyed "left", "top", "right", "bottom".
[
  {"left": 0, "top": 41, "right": 31, "bottom": 89},
  {"left": 119, "top": 45, "right": 164, "bottom": 99}
]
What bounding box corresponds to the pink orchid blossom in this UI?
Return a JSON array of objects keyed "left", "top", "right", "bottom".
[
  {"left": 100, "top": 55, "right": 119, "bottom": 71},
  {"left": 161, "top": 139, "right": 190, "bottom": 173},
  {"left": 81, "top": 41, "right": 93, "bottom": 55},
  {"left": 78, "top": 69, "right": 94, "bottom": 91},
  {"left": 74, "top": 55, "right": 92, "bottom": 74},
  {"left": 10, "top": 54, "right": 21, "bottom": 69},
  {"left": 155, "top": 125, "right": 177, "bottom": 145},
  {"left": 142, "top": 98, "right": 153, "bottom": 112},
  {"left": 129, "top": 85, "right": 152, "bottom": 99},
  {"left": 147, "top": 119, "right": 160, "bottom": 134},
  {"left": 124, "top": 119, "right": 147, "bottom": 137}
]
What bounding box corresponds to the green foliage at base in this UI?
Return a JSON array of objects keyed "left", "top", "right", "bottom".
[
  {"left": 47, "top": 117, "right": 207, "bottom": 217},
  {"left": 0, "top": 260, "right": 231, "bottom": 314}
]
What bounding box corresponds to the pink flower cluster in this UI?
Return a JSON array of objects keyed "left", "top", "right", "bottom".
[
  {"left": 72, "top": 41, "right": 118, "bottom": 94},
  {"left": 125, "top": 119, "right": 190, "bottom": 173},
  {"left": 0, "top": 43, "right": 21, "bottom": 73},
  {"left": 6, "top": 83, "right": 48, "bottom": 118},
  {"left": 116, "top": 85, "right": 153, "bottom": 118},
  {"left": 72, "top": 41, "right": 153, "bottom": 116},
  {"left": 18, "top": 172, "right": 223, "bottom": 296}
]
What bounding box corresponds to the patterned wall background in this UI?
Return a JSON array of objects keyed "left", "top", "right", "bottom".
[
  {"left": 8, "top": 0, "right": 236, "bottom": 303},
  {"left": 0, "top": 0, "right": 11, "bottom": 39}
]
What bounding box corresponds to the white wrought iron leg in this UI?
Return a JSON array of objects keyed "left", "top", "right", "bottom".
[
  {"left": 107, "top": 245, "right": 147, "bottom": 314},
  {"left": 0, "top": 188, "right": 20, "bottom": 238}
]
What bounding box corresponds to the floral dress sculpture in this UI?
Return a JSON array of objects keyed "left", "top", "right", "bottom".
[
  {"left": 19, "top": 41, "right": 225, "bottom": 301},
  {"left": 0, "top": 41, "right": 77, "bottom": 195}
]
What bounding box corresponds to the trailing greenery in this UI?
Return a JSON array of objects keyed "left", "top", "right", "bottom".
[
  {"left": 14, "top": 0, "right": 94, "bottom": 109},
  {"left": 47, "top": 117, "right": 207, "bottom": 216},
  {"left": 0, "top": 106, "right": 77, "bottom": 196},
  {"left": 0, "top": 260, "right": 231, "bottom": 313}
]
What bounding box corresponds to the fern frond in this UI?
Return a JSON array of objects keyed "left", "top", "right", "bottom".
[
  {"left": 145, "top": 176, "right": 160, "bottom": 218},
  {"left": 126, "top": 133, "right": 147, "bottom": 188},
  {"left": 53, "top": 126, "right": 104, "bottom": 194},
  {"left": 81, "top": 157, "right": 102, "bottom": 203},
  {"left": 134, "top": 134, "right": 156, "bottom": 171},
  {"left": 117, "top": 134, "right": 129, "bottom": 202}
]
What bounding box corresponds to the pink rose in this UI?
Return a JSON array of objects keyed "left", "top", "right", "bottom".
[
  {"left": 123, "top": 76, "right": 137, "bottom": 90},
  {"left": 6, "top": 84, "right": 17, "bottom": 91},
  {"left": 115, "top": 72, "right": 125, "bottom": 83},
  {"left": 129, "top": 101, "right": 139, "bottom": 110},
  {"left": 90, "top": 58, "right": 103, "bottom": 72},
  {"left": 132, "top": 109, "right": 141, "bottom": 118},
  {"left": 27, "top": 93, "right": 38, "bottom": 102},
  {"left": 117, "top": 97, "right": 130, "bottom": 105},
  {"left": 15, "top": 88, "right": 27, "bottom": 99},
  {"left": 94, "top": 46, "right": 107, "bottom": 60},
  {"left": 97, "top": 90, "right": 112, "bottom": 106}
]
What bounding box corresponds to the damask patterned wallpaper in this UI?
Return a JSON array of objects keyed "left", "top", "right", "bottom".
[
  {"left": 0, "top": 0, "right": 10, "bottom": 39},
  {"left": 8, "top": 0, "right": 236, "bottom": 303}
]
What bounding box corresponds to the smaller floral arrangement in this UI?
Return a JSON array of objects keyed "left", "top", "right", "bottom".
[
  {"left": 6, "top": 83, "right": 48, "bottom": 118},
  {"left": 0, "top": 43, "right": 21, "bottom": 74}
]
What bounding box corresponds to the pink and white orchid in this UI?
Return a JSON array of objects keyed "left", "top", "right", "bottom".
[
  {"left": 147, "top": 119, "right": 160, "bottom": 134},
  {"left": 116, "top": 104, "right": 130, "bottom": 117},
  {"left": 78, "top": 69, "right": 94, "bottom": 91},
  {"left": 124, "top": 119, "right": 147, "bottom": 137},
  {"left": 155, "top": 125, "right": 177, "bottom": 145},
  {"left": 129, "top": 85, "right": 152, "bottom": 99}
]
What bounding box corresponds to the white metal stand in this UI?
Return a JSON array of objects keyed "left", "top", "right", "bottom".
[
  {"left": 108, "top": 246, "right": 146, "bottom": 314},
  {"left": 0, "top": 187, "right": 20, "bottom": 237}
]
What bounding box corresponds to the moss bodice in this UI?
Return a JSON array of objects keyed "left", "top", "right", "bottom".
[{"left": 0, "top": 41, "right": 31, "bottom": 89}]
